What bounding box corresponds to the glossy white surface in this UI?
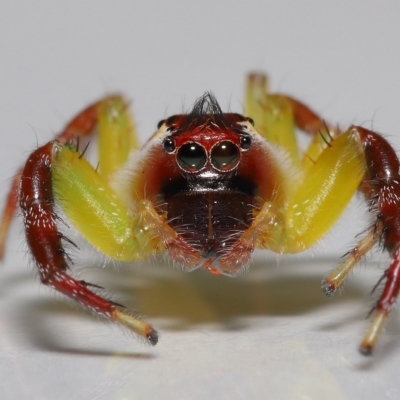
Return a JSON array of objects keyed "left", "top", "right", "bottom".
[{"left": 1, "top": 255, "right": 400, "bottom": 400}]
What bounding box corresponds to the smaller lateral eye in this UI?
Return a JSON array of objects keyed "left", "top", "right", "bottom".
[
  {"left": 157, "top": 119, "right": 165, "bottom": 129},
  {"left": 240, "top": 135, "right": 251, "bottom": 150},
  {"left": 247, "top": 117, "right": 255, "bottom": 126},
  {"left": 163, "top": 137, "right": 176, "bottom": 153}
]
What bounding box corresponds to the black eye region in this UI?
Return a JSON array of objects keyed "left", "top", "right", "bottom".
[
  {"left": 177, "top": 142, "right": 207, "bottom": 171},
  {"left": 240, "top": 135, "right": 251, "bottom": 150},
  {"left": 211, "top": 141, "right": 240, "bottom": 171},
  {"left": 163, "top": 137, "right": 176, "bottom": 153}
]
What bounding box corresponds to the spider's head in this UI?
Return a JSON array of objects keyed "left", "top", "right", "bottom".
[
  {"left": 156, "top": 92, "right": 254, "bottom": 175},
  {"left": 133, "top": 93, "right": 281, "bottom": 275}
]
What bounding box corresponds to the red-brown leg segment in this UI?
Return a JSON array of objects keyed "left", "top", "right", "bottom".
[
  {"left": 19, "top": 141, "right": 158, "bottom": 345},
  {"left": 57, "top": 95, "right": 123, "bottom": 143},
  {"left": 361, "top": 251, "right": 400, "bottom": 354},
  {"left": 275, "top": 95, "right": 339, "bottom": 137},
  {"left": 319, "top": 125, "right": 400, "bottom": 354},
  {"left": 0, "top": 169, "right": 22, "bottom": 258},
  {"left": 270, "top": 93, "right": 341, "bottom": 168},
  {"left": 353, "top": 126, "right": 400, "bottom": 354},
  {"left": 316, "top": 126, "right": 400, "bottom": 354}
]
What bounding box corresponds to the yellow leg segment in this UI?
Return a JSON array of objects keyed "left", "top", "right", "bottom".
[
  {"left": 322, "top": 226, "right": 381, "bottom": 296},
  {"left": 114, "top": 309, "right": 158, "bottom": 345},
  {"left": 256, "top": 129, "right": 366, "bottom": 253},
  {"left": 300, "top": 125, "right": 339, "bottom": 171},
  {"left": 282, "top": 130, "right": 365, "bottom": 251},
  {"left": 360, "top": 310, "right": 388, "bottom": 355},
  {"left": 245, "top": 73, "right": 341, "bottom": 171},
  {"left": 245, "top": 74, "right": 299, "bottom": 163},
  {"left": 52, "top": 143, "right": 160, "bottom": 261},
  {"left": 96, "top": 96, "right": 140, "bottom": 181}
]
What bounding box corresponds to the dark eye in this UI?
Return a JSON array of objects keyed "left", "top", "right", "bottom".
[
  {"left": 240, "top": 135, "right": 251, "bottom": 150},
  {"left": 157, "top": 119, "right": 165, "bottom": 129},
  {"left": 211, "top": 141, "right": 240, "bottom": 171},
  {"left": 248, "top": 117, "right": 255, "bottom": 126},
  {"left": 177, "top": 142, "right": 207, "bottom": 171},
  {"left": 163, "top": 137, "right": 176, "bottom": 153}
]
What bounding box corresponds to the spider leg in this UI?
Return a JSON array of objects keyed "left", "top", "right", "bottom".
[
  {"left": 0, "top": 95, "right": 138, "bottom": 259},
  {"left": 360, "top": 250, "right": 400, "bottom": 354},
  {"left": 310, "top": 125, "right": 400, "bottom": 354},
  {"left": 245, "top": 73, "right": 300, "bottom": 162},
  {"left": 245, "top": 73, "right": 340, "bottom": 169},
  {"left": 223, "top": 77, "right": 365, "bottom": 273},
  {"left": 19, "top": 141, "right": 159, "bottom": 344},
  {"left": 243, "top": 81, "right": 400, "bottom": 353},
  {"left": 349, "top": 126, "right": 400, "bottom": 354},
  {"left": 0, "top": 168, "right": 22, "bottom": 257},
  {"left": 322, "top": 223, "right": 382, "bottom": 296}
]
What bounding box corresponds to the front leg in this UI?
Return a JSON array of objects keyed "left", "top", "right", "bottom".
[
  {"left": 20, "top": 141, "right": 159, "bottom": 344},
  {"left": 228, "top": 116, "right": 400, "bottom": 353},
  {"left": 324, "top": 126, "right": 400, "bottom": 354}
]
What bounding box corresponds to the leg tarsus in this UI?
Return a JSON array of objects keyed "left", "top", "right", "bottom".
[
  {"left": 359, "top": 310, "right": 387, "bottom": 355},
  {"left": 359, "top": 248, "right": 400, "bottom": 354},
  {"left": 115, "top": 310, "right": 158, "bottom": 345},
  {"left": 322, "top": 224, "right": 381, "bottom": 296}
]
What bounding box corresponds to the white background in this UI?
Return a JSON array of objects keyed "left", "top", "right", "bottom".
[{"left": 1, "top": 1, "right": 400, "bottom": 399}]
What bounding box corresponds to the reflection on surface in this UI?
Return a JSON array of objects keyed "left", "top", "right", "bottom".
[{"left": 1, "top": 255, "right": 380, "bottom": 354}]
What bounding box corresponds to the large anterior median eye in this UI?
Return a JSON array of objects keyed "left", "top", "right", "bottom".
[
  {"left": 211, "top": 141, "right": 240, "bottom": 171},
  {"left": 177, "top": 142, "right": 207, "bottom": 171}
]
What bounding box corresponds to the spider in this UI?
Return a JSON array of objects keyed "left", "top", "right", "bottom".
[{"left": 0, "top": 73, "right": 399, "bottom": 355}]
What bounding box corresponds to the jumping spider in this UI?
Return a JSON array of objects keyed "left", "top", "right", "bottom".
[{"left": 1, "top": 73, "right": 399, "bottom": 355}]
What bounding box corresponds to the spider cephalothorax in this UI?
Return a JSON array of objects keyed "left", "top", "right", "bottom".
[
  {"left": 138, "top": 93, "right": 283, "bottom": 274},
  {"left": 1, "top": 73, "right": 400, "bottom": 355}
]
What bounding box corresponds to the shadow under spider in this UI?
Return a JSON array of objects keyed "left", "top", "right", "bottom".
[{"left": 2, "top": 256, "right": 380, "bottom": 355}]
